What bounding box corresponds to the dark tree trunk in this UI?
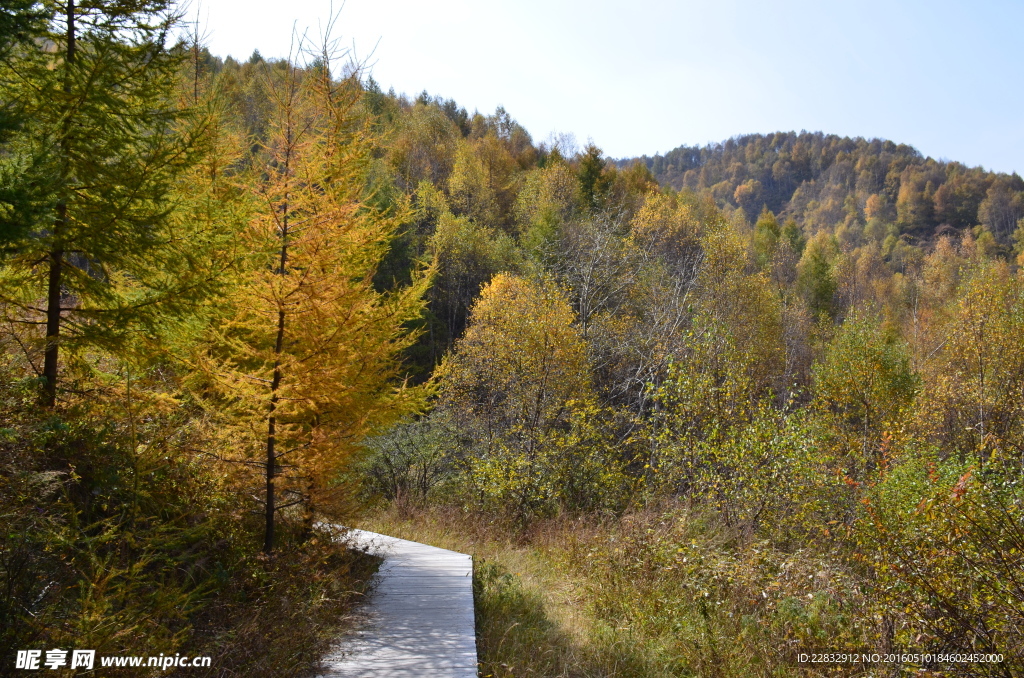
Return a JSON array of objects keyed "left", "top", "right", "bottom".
[
  {"left": 42, "top": 1, "right": 75, "bottom": 407},
  {"left": 264, "top": 356, "right": 281, "bottom": 554},
  {"left": 264, "top": 304, "right": 286, "bottom": 553},
  {"left": 264, "top": 168, "right": 289, "bottom": 552},
  {"left": 42, "top": 227, "right": 63, "bottom": 408}
]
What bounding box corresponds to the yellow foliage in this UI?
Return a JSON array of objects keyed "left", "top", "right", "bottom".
[
  {"left": 439, "top": 273, "right": 590, "bottom": 449},
  {"left": 448, "top": 135, "right": 520, "bottom": 230},
  {"left": 917, "top": 260, "right": 1024, "bottom": 459},
  {"left": 199, "top": 65, "right": 431, "bottom": 544}
]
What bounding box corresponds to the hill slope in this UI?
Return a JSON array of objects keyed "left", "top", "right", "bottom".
[{"left": 624, "top": 131, "right": 1024, "bottom": 245}]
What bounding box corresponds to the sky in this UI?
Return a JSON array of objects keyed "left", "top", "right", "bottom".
[{"left": 195, "top": 0, "right": 1024, "bottom": 175}]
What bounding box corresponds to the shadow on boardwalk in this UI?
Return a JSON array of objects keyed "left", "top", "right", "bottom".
[{"left": 317, "top": 529, "right": 477, "bottom": 678}]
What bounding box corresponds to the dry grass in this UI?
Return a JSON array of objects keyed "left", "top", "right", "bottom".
[
  {"left": 180, "top": 528, "right": 382, "bottom": 678},
  {"left": 361, "top": 503, "right": 884, "bottom": 678},
  {"left": 361, "top": 506, "right": 679, "bottom": 677}
]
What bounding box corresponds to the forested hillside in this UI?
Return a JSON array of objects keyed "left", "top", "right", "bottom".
[
  {"left": 628, "top": 132, "right": 1024, "bottom": 250},
  {"left": 2, "top": 4, "right": 1023, "bottom": 676}
]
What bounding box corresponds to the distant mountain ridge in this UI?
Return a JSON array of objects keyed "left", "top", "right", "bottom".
[{"left": 621, "top": 131, "right": 1024, "bottom": 246}]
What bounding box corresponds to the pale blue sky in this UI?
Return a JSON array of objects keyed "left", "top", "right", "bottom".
[{"left": 195, "top": 0, "right": 1023, "bottom": 174}]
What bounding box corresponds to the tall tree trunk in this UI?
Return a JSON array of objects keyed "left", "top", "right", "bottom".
[
  {"left": 264, "top": 249, "right": 288, "bottom": 553},
  {"left": 42, "top": 0, "right": 75, "bottom": 407},
  {"left": 264, "top": 171, "right": 290, "bottom": 553}
]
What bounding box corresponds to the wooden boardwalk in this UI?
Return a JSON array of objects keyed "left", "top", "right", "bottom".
[{"left": 318, "top": 529, "right": 477, "bottom": 678}]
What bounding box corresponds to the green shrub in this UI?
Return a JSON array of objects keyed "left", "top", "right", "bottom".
[
  {"left": 860, "top": 449, "right": 1024, "bottom": 674},
  {"left": 357, "top": 414, "right": 459, "bottom": 506}
]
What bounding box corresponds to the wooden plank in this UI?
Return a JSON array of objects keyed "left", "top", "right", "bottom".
[{"left": 318, "top": 529, "right": 478, "bottom": 677}]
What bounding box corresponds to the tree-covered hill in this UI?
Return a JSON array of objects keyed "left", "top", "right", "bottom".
[{"left": 625, "top": 131, "right": 1024, "bottom": 246}]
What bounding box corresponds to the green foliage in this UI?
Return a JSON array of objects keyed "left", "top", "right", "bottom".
[
  {"left": 515, "top": 158, "right": 578, "bottom": 253},
  {"left": 0, "top": 365, "right": 239, "bottom": 663},
  {"left": 813, "top": 312, "right": 919, "bottom": 471},
  {"left": 357, "top": 413, "right": 458, "bottom": 506},
  {"left": 796, "top": 231, "right": 839, "bottom": 318},
  {"left": 861, "top": 451, "right": 1024, "bottom": 673},
  {"left": 664, "top": 402, "right": 845, "bottom": 540},
  {"left": 425, "top": 185, "right": 520, "bottom": 349},
  {"left": 0, "top": 0, "right": 49, "bottom": 144},
  {"left": 654, "top": 321, "right": 759, "bottom": 451},
  {"left": 752, "top": 207, "right": 781, "bottom": 270},
  {"left": 577, "top": 143, "right": 611, "bottom": 212},
  {"left": 0, "top": 0, "right": 211, "bottom": 404},
  {"left": 451, "top": 400, "right": 635, "bottom": 521},
  {"left": 781, "top": 218, "right": 805, "bottom": 254}
]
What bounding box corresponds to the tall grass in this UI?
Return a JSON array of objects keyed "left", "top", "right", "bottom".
[{"left": 363, "top": 504, "right": 886, "bottom": 678}]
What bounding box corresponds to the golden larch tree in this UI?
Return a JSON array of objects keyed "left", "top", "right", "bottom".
[{"left": 202, "top": 56, "right": 430, "bottom": 553}]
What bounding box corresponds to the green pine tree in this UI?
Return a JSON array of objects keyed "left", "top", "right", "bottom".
[
  {"left": 0, "top": 0, "right": 203, "bottom": 406},
  {"left": 752, "top": 207, "right": 781, "bottom": 270}
]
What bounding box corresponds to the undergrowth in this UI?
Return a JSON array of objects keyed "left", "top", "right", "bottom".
[
  {"left": 0, "top": 370, "right": 378, "bottom": 678},
  {"left": 363, "top": 504, "right": 888, "bottom": 678}
]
